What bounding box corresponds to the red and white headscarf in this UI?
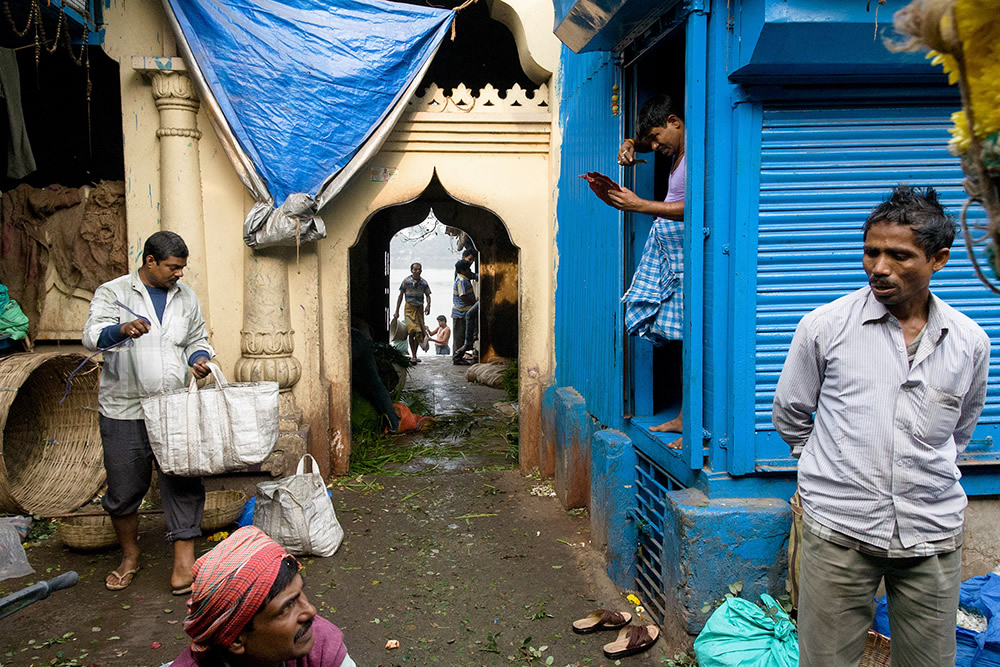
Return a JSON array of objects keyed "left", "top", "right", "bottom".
[{"left": 183, "top": 526, "right": 291, "bottom": 652}]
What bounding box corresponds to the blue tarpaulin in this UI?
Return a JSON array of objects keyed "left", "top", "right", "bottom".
[{"left": 162, "top": 0, "right": 454, "bottom": 247}]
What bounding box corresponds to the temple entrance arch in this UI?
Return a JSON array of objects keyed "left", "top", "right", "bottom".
[
  {"left": 316, "top": 78, "right": 552, "bottom": 476},
  {"left": 350, "top": 171, "right": 518, "bottom": 363}
]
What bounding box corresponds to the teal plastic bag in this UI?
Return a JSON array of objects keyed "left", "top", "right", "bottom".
[
  {"left": 694, "top": 594, "right": 799, "bottom": 666},
  {"left": 0, "top": 299, "right": 29, "bottom": 341}
]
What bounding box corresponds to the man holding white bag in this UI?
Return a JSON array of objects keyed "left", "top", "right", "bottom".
[{"left": 83, "top": 231, "right": 214, "bottom": 595}]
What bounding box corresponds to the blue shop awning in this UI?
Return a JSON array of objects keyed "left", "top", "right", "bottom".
[
  {"left": 162, "top": 0, "right": 454, "bottom": 248},
  {"left": 730, "top": 0, "right": 940, "bottom": 82}
]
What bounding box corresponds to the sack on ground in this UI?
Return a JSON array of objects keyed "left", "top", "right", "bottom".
[
  {"left": 141, "top": 362, "right": 278, "bottom": 476},
  {"left": 254, "top": 454, "right": 344, "bottom": 557},
  {"left": 875, "top": 573, "right": 1000, "bottom": 667},
  {"left": 693, "top": 594, "right": 799, "bottom": 667},
  {"left": 0, "top": 520, "right": 33, "bottom": 581}
]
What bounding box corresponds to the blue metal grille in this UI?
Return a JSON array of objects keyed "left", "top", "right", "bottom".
[
  {"left": 753, "top": 101, "right": 1000, "bottom": 467},
  {"left": 632, "top": 451, "right": 683, "bottom": 625}
]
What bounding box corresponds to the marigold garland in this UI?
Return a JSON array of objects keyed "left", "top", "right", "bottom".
[{"left": 893, "top": 0, "right": 1000, "bottom": 291}]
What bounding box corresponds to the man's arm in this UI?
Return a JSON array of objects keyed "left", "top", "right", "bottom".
[
  {"left": 953, "top": 334, "right": 991, "bottom": 454},
  {"left": 605, "top": 189, "right": 684, "bottom": 221},
  {"left": 394, "top": 290, "right": 404, "bottom": 319},
  {"left": 181, "top": 295, "right": 215, "bottom": 379},
  {"left": 772, "top": 318, "right": 825, "bottom": 458},
  {"left": 617, "top": 137, "right": 654, "bottom": 166},
  {"left": 425, "top": 289, "right": 431, "bottom": 315},
  {"left": 83, "top": 284, "right": 131, "bottom": 351}
]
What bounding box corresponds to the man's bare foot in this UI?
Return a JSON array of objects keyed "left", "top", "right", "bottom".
[
  {"left": 107, "top": 513, "right": 140, "bottom": 590},
  {"left": 171, "top": 539, "right": 196, "bottom": 593},
  {"left": 667, "top": 436, "right": 682, "bottom": 450},
  {"left": 650, "top": 414, "right": 683, "bottom": 433},
  {"left": 106, "top": 553, "right": 140, "bottom": 590}
]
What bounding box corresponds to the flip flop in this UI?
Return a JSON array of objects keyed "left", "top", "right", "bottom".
[
  {"left": 172, "top": 584, "right": 192, "bottom": 596},
  {"left": 602, "top": 624, "right": 659, "bottom": 659},
  {"left": 105, "top": 566, "right": 139, "bottom": 591},
  {"left": 571, "top": 609, "right": 632, "bottom": 634}
]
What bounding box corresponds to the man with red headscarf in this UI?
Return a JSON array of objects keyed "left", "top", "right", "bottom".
[{"left": 170, "top": 526, "right": 355, "bottom": 667}]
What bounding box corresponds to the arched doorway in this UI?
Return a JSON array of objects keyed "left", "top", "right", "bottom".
[{"left": 350, "top": 171, "right": 519, "bottom": 362}]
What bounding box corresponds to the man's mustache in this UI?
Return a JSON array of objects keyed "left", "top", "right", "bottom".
[{"left": 294, "top": 618, "right": 314, "bottom": 642}]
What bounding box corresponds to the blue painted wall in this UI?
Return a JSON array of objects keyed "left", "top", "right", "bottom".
[
  {"left": 549, "top": 0, "right": 1000, "bottom": 632},
  {"left": 553, "top": 47, "right": 626, "bottom": 428}
]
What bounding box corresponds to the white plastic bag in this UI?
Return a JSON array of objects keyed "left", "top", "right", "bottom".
[
  {"left": 0, "top": 520, "right": 33, "bottom": 581},
  {"left": 253, "top": 455, "right": 344, "bottom": 557},
  {"left": 141, "top": 363, "right": 279, "bottom": 476}
]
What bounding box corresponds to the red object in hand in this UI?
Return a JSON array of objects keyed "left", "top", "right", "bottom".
[{"left": 579, "top": 172, "right": 621, "bottom": 206}]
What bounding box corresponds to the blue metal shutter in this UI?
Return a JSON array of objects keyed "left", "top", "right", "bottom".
[{"left": 753, "top": 102, "right": 1000, "bottom": 470}]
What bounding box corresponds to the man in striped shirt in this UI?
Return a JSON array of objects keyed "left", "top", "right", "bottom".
[
  {"left": 83, "top": 231, "right": 214, "bottom": 596},
  {"left": 772, "top": 185, "right": 990, "bottom": 667},
  {"left": 393, "top": 262, "right": 431, "bottom": 363}
]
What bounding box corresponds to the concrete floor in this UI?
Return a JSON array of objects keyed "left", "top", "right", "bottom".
[{"left": 0, "top": 355, "right": 689, "bottom": 666}]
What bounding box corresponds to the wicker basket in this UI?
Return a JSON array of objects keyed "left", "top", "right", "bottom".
[
  {"left": 58, "top": 514, "right": 117, "bottom": 551},
  {"left": 860, "top": 630, "right": 891, "bottom": 667},
  {"left": 0, "top": 352, "right": 104, "bottom": 514},
  {"left": 201, "top": 489, "right": 248, "bottom": 532}
]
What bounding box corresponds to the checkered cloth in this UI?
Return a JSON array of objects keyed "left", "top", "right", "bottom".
[
  {"left": 184, "top": 526, "right": 292, "bottom": 652},
  {"left": 622, "top": 218, "right": 684, "bottom": 345}
]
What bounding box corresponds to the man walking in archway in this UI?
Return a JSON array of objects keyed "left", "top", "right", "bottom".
[{"left": 393, "top": 262, "right": 431, "bottom": 363}]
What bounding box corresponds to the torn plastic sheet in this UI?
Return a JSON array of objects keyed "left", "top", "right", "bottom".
[{"left": 162, "top": 0, "right": 454, "bottom": 248}]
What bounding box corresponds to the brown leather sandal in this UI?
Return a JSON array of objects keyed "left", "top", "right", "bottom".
[
  {"left": 571, "top": 609, "right": 633, "bottom": 634},
  {"left": 602, "top": 623, "right": 659, "bottom": 658}
]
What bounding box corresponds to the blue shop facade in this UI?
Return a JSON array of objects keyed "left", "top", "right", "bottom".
[{"left": 544, "top": 0, "right": 1000, "bottom": 631}]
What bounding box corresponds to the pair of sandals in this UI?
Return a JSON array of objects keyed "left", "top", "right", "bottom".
[{"left": 572, "top": 609, "right": 660, "bottom": 659}]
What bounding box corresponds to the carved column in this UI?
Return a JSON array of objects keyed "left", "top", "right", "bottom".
[
  {"left": 233, "top": 249, "right": 302, "bottom": 423},
  {"left": 131, "top": 57, "right": 210, "bottom": 312}
]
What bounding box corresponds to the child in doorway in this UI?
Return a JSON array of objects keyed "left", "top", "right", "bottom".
[{"left": 426, "top": 315, "right": 451, "bottom": 355}]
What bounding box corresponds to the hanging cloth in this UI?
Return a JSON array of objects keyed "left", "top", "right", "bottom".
[{"left": 162, "top": 0, "right": 455, "bottom": 248}]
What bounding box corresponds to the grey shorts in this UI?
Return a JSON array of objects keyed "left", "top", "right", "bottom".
[{"left": 99, "top": 415, "right": 204, "bottom": 542}]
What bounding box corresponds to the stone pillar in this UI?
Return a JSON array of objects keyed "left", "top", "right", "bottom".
[
  {"left": 131, "top": 57, "right": 210, "bottom": 311},
  {"left": 233, "top": 248, "right": 309, "bottom": 476}
]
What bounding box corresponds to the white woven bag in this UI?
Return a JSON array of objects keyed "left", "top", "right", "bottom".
[
  {"left": 141, "top": 362, "right": 279, "bottom": 476},
  {"left": 253, "top": 454, "right": 344, "bottom": 557}
]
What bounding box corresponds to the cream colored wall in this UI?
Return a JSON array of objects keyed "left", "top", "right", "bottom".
[
  {"left": 102, "top": 0, "right": 249, "bottom": 384},
  {"left": 317, "top": 107, "right": 556, "bottom": 470},
  {"left": 103, "top": 0, "right": 560, "bottom": 473}
]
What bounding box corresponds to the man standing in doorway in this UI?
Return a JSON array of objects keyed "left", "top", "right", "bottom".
[
  {"left": 83, "top": 231, "right": 214, "bottom": 595},
  {"left": 772, "top": 185, "right": 990, "bottom": 667},
  {"left": 605, "top": 94, "right": 686, "bottom": 446},
  {"left": 393, "top": 262, "right": 431, "bottom": 363},
  {"left": 452, "top": 259, "right": 477, "bottom": 366}
]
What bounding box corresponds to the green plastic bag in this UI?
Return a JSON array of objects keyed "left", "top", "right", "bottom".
[
  {"left": 693, "top": 594, "right": 799, "bottom": 666},
  {"left": 0, "top": 299, "right": 29, "bottom": 341}
]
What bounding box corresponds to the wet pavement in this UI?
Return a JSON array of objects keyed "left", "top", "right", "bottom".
[{"left": 0, "top": 354, "right": 689, "bottom": 666}]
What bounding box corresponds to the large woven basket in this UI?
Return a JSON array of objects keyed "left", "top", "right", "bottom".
[
  {"left": 58, "top": 514, "right": 117, "bottom": 551},
  {"left": 0, "top": 352, "right": 104, "bottom": 514},
  {"left": 201, "top": 489, "right": 248, "bottom": 532},
  {"left": 861, "top": 630, "right": 891, "bottom": 667}
]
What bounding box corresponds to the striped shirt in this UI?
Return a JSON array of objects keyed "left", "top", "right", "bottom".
[
  {"left": 83, "top": 271, "right": 214, "bottom": 420},
  {"left": 772, "top": 286, "right": 989, "bottom": 551},
  {"left": 452, "top": 275, "right": 474, "bottom": 319},
  {"left": 399, "top": 276, "right": 430, "bottom": 306}
]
